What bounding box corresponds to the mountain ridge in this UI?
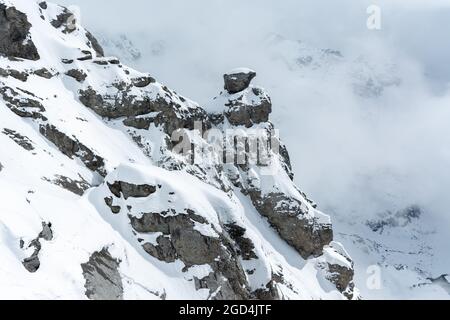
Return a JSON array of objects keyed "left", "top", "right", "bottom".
[{"left": 0, "top": 0, "right": 358, "bottom": 300}]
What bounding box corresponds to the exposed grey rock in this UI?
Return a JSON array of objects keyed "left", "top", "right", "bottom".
[
  {"left": 86, "top": 31, "right": 104, "bottom": 57},
  {"left": 81, "top": 248, "right": 123, "bottom": 300},
  {"left": 0, "top": 68, "right": 28, "bottom": 82},
  {"left": 315, "top": 242, "right": 356, "bottom": 299},
  {"left": 327, "top": 263, "right": 354, "bottom": 295},
  {"left": 39, "top": 124, "right": 107, "bottom": 176},
  {"left": 0, "top": 4, "right": 40, "bottom": 60},
  {"left": 132, "top": 76, "right": 155, "bottom": 88},
  {"left": 23, "top": 251, "right": 41, "bottom": 273},
  {"left": 224, "top": 69, "right": 256, "bottom": 94},
  {"left": 39, "top": 222, "right": 53, "bottom": 241},
  {"left": 122, "top": 116, "right": 152, "bottom": 130},
  {"left": 104, "top": 197, "right": 121, "bottom": 214},
  {"left": 154, "top": 227, "right": 220, "bottom": 266},
  {"left": 33, "top": 68, "right": 54, "bottom": 79},
  {"left": 250, "top": 192, "right": 332, "bottom": 259},
  {"left": 224, "top": 223, "right": 257, "bottom": 260},
  {"left": 22, "top": 222, "right": 53, "bottom": 273},
  {"left": 279, "top": 142, "right": 294, "bottom": 180},
  {"left": 2, "top": 128, "right": 35, "bottom": 151},
  {"left": 44, "top": 174, "right": 91, "bottom": 196},
  {"left": 77, "top": 50, "right": 92, "bottom": 61},
  {"left": 107, "top": 181, "right": 156, "bottom": 199},
  {"left": 39, "top": 2, "right": 48, "bottom": 10},
  {"left": 78, "top": 87, "right": 104, "bottom": 113},
  {"left": 65, "top": 69, "right": 87, "bottom": 82},
  {"left": 93, "top": 59, "right": 108, "bottom": 66},
  {"left": 50, "top": 7, "right": 76, "bottom": 34},
  {"left": 130, "top": 211, "right": 204, "bottom": 236},
  {"left": 142, "top": 236, "right": 177, "bottom": 263},
  {"left": 194, "top": 271, "right": 248, "bottom": 300},
  {"left": 224, "top": 87, "right": 272, "bottom": 128},
  {"left": 79, "top": 85, "right": 210, "bottom": 136},
  {"left": 0, "top": 85, "right": 47, "bottom": 120},
  {"left": 252, "top": 276, "right": 282, "bottom": 300},
  {"left": 126, "top": 205, "right": 250, "bottom": 299}
]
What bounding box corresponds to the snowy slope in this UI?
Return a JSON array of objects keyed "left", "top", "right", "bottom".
[{"left": 0, "top": 0, "right": 359, "bottom": 300}]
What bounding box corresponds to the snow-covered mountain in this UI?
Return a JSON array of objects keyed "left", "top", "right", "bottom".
[
  {"left": 66, "top": 4, "right": 450, "bottom": 299},
  {"left": 0, "top": 0, "right": 360, "bottom": 299}
]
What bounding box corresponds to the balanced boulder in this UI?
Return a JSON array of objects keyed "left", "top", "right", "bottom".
[{"left": 224, "top": 68, "right": 256, "bottom": 94}]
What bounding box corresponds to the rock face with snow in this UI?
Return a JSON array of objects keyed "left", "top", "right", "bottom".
[
  {"left": 0, "top": 3, "right": 40, "bottom": 60},
  {"left": 224, "top": 68, "right": 257, "bottom": 94},
  {"left": 0, "top": 0, "right": 357, "bottom": 300},
  {"left": 81, "top": 248, "right": 123, "bottom": 300}
]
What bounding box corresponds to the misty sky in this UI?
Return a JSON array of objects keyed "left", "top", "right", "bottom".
[{"left": 58, "top": 0, "right": 450, "bottom": 93}]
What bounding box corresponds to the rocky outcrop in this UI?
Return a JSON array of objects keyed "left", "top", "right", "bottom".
[
  {"left": 131, "top": 211, "right": 221, "bottom": 266},
  {"left": 2, "top": 128, "right": 35, "bottom": 151},
  {"left": 21, "top": 222, "right": 53, "bottom": 273},
  {"left": 38, "top": 1, "right": 48, "bottom": 10},
  {"left": 327, "top": 264, "right": 355, "bottom": 294},
  {"left": 65, "top": 69, "right": 87, "bottom": 82},
  {"left": 33, "top": 68, "right": 54, "bottom": 79},
  {"left": 250, "top": 192, "right": 332, "bottom": 259},
  {"left": 0, "top": 4, "right": 40, "bottom": 60},
  {"left": 213, "top": 71, "right": 272, "bottom": 127},
  {"left": 44, "top": 174, "right": 91, "bottom": 196},
  {"left": 210, "top": 72, "right": 333, "bottom": 259},
  {"left": 103, "top": 178, "right": 251, "bottom": 300},
  {"left": 50, "top": 6, "right": 77, "bottom": 34},
  {"left": 0, "top": 84, "right": 47, "bottom": 120},
  {"left": 39, "top": 124, "right": 106, "bottom": 176},
  {"left": 224, "top": 69, "right": 256, "bottom": 94},
  {"left": 224, "top": 87, "right": 272, "bottom": 128},
  {"left": 224, "top": 223, "right": 257, "bottom": 260},
  {"left": 77, "top": 50, "right": 93, "bottom": 61},
  {"left": 85, "top": 31, "right": 104, "bottom": 57},
  {"left": 107, "top": 181, "right": 156, "bottom": 199},
  {"left": 253, "top": 282, "right": 281, "bottom": 300},
  {"left": 0, "top": 67, "right": 28, "bottom": 81},
  {"left": 104, "top": 196, "right": 121, "bottom": 214},
  {"left": 81, "top": 248, "right": 123, "bottom": 300},
  {"left": 132, "top": 75, "right": 155, "bottom": 88},
  {"left": 79, "top": 84, "right": 210, "bottom": 136},
  {"left": 316, "top": 242, "right": 356, "bottom": 299}
]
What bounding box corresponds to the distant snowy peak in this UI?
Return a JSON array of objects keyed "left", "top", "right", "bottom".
[
  {"left": 265, "top": 34, "right": 401, "bottom": 98},
  {"left": 0, "top": 0, "right": 358, "bottom": 300},
  {"left": 97, "top": 34, "right": 142, "bottom": 62}
]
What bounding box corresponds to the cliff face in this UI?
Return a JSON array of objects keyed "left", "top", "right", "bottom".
[{"left": 0, "top": 0, "right": 357, "bottom": 300}]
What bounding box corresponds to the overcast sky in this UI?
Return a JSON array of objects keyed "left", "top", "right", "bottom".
[{"left": 58, "top": 0, "right": 450, "bottom": 93}]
